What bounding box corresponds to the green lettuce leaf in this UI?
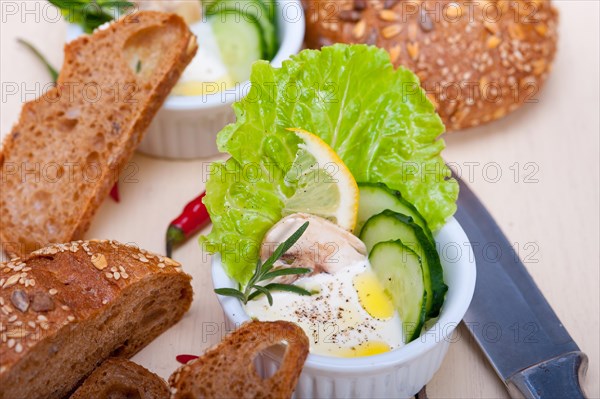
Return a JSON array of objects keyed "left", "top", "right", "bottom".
[{"left": 201, "top": 44, "right": 458, "bottom": 284}]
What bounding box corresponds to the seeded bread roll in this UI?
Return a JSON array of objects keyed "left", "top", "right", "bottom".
[
  {"left": 0, "top": 11, "right": 197, "bottom": 257},
  {"left": 169, "top": 321, "right": 309, "bottom": 399},
  {"left": 70, "top": 358, "right": 170, "bottom": 399},
  {"left": 303, "top": 0, "right": 558, "bottom": 131},
  {"left": 0, "top": 240, "right": 193, "bottom": 399}
]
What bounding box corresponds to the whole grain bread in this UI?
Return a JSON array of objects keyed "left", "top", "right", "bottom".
[
  {"left": 0, "top": 240, "right": 193, "bottom": 399},
  {"left": 169, "top": 321, "right": 309, "bottom": 399},
  {"left": 303, "top": 0, "right": 558, "bottom": 131},
  {"left": 70, "top": 358, "right": 170, "bottom": 399},
  {"left": 0, "top": 11, "right": 198, "bottom": 257}
]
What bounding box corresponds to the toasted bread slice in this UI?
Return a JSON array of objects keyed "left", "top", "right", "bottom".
[
  {"left": 0, "top": 240, "right": 193, "bottom": 399},
  {"left": 169, "top": 321, "right": 309, "bottom": 399},
  {"left": 0, "top": 11, "right": 197, "bottom": 257},
  {"left": 70, "top": 358, "right": 170, "bottom": 399}
]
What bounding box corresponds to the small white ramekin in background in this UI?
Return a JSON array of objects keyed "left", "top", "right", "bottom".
[
  {"left": 66, "top": 0, "right": 305, "bottom": 159},
  {"left": 212, "top": 217, "right": 477, "bottom": 398}
]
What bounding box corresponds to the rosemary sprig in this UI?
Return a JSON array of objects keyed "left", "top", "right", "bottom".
[
  {"left": 17, "top": 38, "right": 59, "bottom": 83},
  {"left": 48, "top": 0, "right": 134, "bottom": 33},
  {"left": 214, "top": 222, "right": 313, "bottom": 306}
]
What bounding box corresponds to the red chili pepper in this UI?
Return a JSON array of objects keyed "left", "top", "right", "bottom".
[
  {"left": 175, "top": 354, "right": 199, "bottom": 364},
  {"left": 166, "top": 191, "right": 210, "bottom": 257},
  {"left": 109, "top": 183, "right": 120, "bottom": 203}
]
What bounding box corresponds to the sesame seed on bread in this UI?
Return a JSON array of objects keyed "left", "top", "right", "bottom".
[
  {"left": 303, "top": 0, "right": 559, "bottom": 131},
  {"left": 0, "top": 11, "right": 198, "bottom": 257},
  {"left": 0, "top": 240, "right": 193, "bottom": 399}
]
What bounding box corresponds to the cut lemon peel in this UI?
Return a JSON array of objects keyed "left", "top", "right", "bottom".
[{"left": 283, "top": 128, "right": 359, "bottom": 231}]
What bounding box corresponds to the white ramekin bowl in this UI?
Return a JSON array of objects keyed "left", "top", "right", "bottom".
[
  {"left": 211, "top": 217, "right": 477, "bottom": 398},
  {"left": 66, "top": 0, "right": 305, "bottom": 159}
]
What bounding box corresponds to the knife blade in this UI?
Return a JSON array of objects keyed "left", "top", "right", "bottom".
[{"left": 454, "top": 176, "right": 588, "bottom": 398}]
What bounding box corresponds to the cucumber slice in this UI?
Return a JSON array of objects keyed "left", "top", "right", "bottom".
[
  {"left": 369, "top": 240, "right": 427, "bottom": 343},
  {"left": 256, "top": 0, "right": 278, "bottom": 54},
  {"left": 360, "top": 210, "right": 448, "bottom": 317},
  {"left": 256, "top": 0, "right": 277, "bottom": 23},
  {"left": 356, "top": 182, "right": 434, "bottom": 243},
  {"left": 207, "top": 0, "right": 277, "bottom": 60},
  {"left": 209, "top": 11, "right": 264, "bottom": 82}
]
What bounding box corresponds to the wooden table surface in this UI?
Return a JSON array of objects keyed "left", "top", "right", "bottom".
[{"left": 1, "top": 1, "right": 598, "bottom": 397}]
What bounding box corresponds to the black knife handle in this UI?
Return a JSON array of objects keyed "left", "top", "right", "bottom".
[{"left": 506, "top": 351, "right": 588, "bottom": 399}]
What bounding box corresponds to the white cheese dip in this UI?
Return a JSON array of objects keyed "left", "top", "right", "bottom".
[
  {"left": 244, "top": 259, "right": 405, "bottom": 358},
  {"left": 171, "top": 21, "right": 233, "bottom": 96}
]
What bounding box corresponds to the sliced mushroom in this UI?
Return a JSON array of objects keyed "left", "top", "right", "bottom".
[{"left": 260, "top": 213, "right": 367, "bottom": 284}]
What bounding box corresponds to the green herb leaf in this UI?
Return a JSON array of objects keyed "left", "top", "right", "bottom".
[
  {"left": 214, "top": 288, "right": 247, "bottom": 304},
  {"left": 246, "top": 290, "right": 261, "bottom": 302},
  {"left": 251, "top": 285, "right": 273, "bottom": 306},
  {"left": 263, "top": 283, "right": 312, "bottom": 296},
  {"left": 260, "top": 221, "right": 308, "bottom": 275},
  {"left": 17, "top": 38, "right": 59, "bottom": 82},
  {"left": 101, "top": 0, "right": 134, "bottom": 10},
  {"left": 48, "top": 0, "right": 133, "bottom": 33},
  {"left": 260, "top": 267, "right": 311, "bottom": 282},
  {"left": 247, "top": 260, "right": 262, "bottom": 288},
  {"left": 213, "top": 222, "right": 313, "bottom": 306}
]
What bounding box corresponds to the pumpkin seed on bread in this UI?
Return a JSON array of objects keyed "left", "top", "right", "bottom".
[{"left": 0, "top": 240, "right": 192, "bottom": 399}]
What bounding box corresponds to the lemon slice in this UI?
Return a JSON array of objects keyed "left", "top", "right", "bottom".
[{"left": 283, "top": 129, "right": 359, "bottom": 231}]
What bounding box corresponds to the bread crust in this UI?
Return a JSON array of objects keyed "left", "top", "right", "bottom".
[
  {"left": 169, "top": 321, "right": 309, "bottom": 399},
  {"left": 0, "top": 11, "right": 198, "bottom": 257},
  {"left": 0, "top": 240, "right": 193, "bottom": 399},
  {"left": 70, "top": 358, "right": 170, "bottom": 399},
  {"left": 303, "top": 0, "right": 558, "bottom": 131}
]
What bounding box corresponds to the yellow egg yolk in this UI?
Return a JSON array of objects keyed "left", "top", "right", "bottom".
[
  {"left": 341, "top": 341, "right": 391, "bottom": 357},
  {"left": 171, "top": 76, "right": 235, "bottom": 96},
  {"left": 353, "top": 270, "right": 395, "bottom": 319}
]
